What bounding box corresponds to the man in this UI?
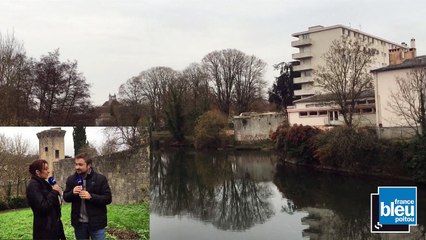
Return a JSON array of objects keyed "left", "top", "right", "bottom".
[
  {"left": 63, "top": 153, "right": 112, "bottom": 240},
  {"left": 26, "top": 159, "right": 66, "bottom": 240}
]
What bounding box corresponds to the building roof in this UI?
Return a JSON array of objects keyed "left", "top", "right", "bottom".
[
  {"left": 294, "top": 90, "right": 375, "bottom": 104},
  {"left": 371, "top": 55, "right": 426, "bottom": 73},
  {"left": 292, "top": 24, "right": 408, "bottom": 49}
]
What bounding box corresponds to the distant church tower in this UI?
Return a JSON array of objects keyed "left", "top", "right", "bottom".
[{"left": 37, "top": 128, "right": 66, "bottom": 175}]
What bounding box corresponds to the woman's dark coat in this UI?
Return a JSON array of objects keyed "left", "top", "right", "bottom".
[{"left": 26, "top": 175, "right": 66, "bottom": 240}]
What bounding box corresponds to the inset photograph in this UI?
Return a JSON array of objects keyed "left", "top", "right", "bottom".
[{"left": 0, "top": 127, "right": 149, "bottom": 240}]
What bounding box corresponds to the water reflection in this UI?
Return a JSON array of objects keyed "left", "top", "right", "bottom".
[
  {"left": 274, "top": 164, "right": 426, "bottom": 240},
  {"left": 150, "top": 150, "right": 275, "bottom": 231},
  {"left": 151, "top": 150, "right": 426, "bottom": 240}
]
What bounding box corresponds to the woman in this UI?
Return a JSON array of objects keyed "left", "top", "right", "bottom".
[{"left": 26, "top": 159, "right": 66, "bottom": 240}]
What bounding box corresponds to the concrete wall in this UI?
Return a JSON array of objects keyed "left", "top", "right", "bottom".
[
  {"left": 233, "top": 112, "right": 284, "bottom": 141},
  {"left": 374, "top": 68, "right": 413, "bottom": 128},
  {"left": 53, "top": 148, "right": 149, "bottom": 204},
  {"left": 377, "top": 126, "right": 418, "bottom": 139}
]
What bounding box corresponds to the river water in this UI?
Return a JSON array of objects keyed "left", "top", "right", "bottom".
[{"left": 150, "top": 150, "right": 426, "bottom": 240}]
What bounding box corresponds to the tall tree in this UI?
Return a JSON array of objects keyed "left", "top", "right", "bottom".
[
  {"left": 315, "top": 36, "right": 376, "bottom": 127},
  {"left": 202, "top": 49, "right": 266, "bottom": 115},
  {"left": 0, "top": 134, "right": 33, "bottom": 197},
  {"left": 164, "top": 73, "right": 188, "bottom": 142},
  {"left": 234, "top": 55, "right": 267, "bottom": 114},
  {"left": 389, "top": 61, "right": 426, "bottom": 137},
  {"left": 73, "top": 126, "right": 87, "bottom": 156},
  {"left": 0, "top": 32, "right": 35, "bottom": 125},
  {"left": 34, "top": 49, "right": 93, "bottom": 125},
  {"left": 116, "top": 76, "right": 147, "bottom": 126},
  {"left": 139, "top": 66, "right": 179, "bottom": 130},
  {"left": 268, "top": 62, "right": 296, "bottom": 120},
  {"left": 182, "top": 63, "right": 210, "bottom": 126}
]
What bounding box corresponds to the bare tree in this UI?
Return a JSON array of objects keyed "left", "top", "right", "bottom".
[
  {"left": 233, "top": 55, "right": 267, "bottom": 114},
  {"left": 115, "top": 76, "right": 147, "bottom": 126},
  {"left": 315, "top": 36, "right": 376, "bottom": 127},
  {"left": 99, "top": 138, "right": 119, "bottom": 156},
  {"left": 389, "top": 62, "right": 426, "bottom": 137},
  {"left": 139, "top": 66, "right": 179, "bottom": 130},
  {"left": 34, "top": 49, "right": 93, "bottom": 125},
  {"left": 182, "top": 63, "right": 210, "bottom": 118},
  {"left": 119, "top": 76, "right": 146, "bottom": 105},
  {"left": 164, "top": 73, "right": 189, "bottom": 142},
  {"left": 0, "top": 134, "right": 32, "bottom": 197},
  {"left": 203, "top": 49, "right": 267, "bottom": 115},
  {"left": 0, "top": 32, "right": 35, "bottom": 125},
  {"left": 104, "top": 126, "right": 148, "bottom": 150}
]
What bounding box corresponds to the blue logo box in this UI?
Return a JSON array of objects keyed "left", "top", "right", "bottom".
[{"left": 378, "top": 187, "right": 417, "bottom": 225}]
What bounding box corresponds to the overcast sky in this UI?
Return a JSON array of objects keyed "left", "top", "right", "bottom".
[
  {"left": 0, "top": 127, "right": 106, "bottom": 156},
  {"left": 1, "top": 0, "right": 425, "bottom": 105}
]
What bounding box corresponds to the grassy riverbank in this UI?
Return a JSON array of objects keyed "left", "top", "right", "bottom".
[{"left": 0, "top": 203, "right": 149, "bottom": 240}]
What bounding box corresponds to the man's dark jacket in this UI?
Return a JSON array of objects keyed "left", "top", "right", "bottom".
[
  {"left": 26, "top": 175, "right": 66, "bottom": 240},
  {"left": 63, "top": 170, "right": 112, "bottom": 231}
]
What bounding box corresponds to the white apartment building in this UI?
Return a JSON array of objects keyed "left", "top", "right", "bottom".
[
  {"left": 289, "top": 24, "right": 412, "bottom": 127},
  {"left": 371, "top": 53, "right": 424, "bottom": 139}
]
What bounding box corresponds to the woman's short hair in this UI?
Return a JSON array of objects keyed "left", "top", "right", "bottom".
[{"left": 29, "top": 159, "right": 48, "bottom": 175}]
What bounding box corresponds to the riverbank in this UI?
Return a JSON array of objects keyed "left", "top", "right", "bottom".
[
  {"left": 151, "top": 131, "right": 274, "bottom": 151},
  {"left": 0, "top": 203, "right": 149, "bottom": 240},
  {"left": 278, "top": 156, "right": 421, "bottom": 183}
]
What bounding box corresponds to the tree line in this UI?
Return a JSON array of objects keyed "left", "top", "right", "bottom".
[
  {"left": 111, "top": 48, "right": 271, "bottom": 143},
  {"left": 0, "top": 33, "right": 94, "bottom": 125}
]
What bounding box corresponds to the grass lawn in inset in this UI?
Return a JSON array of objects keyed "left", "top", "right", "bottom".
[{"left": 0, "top": 203, "right": 149, "bottom": 240}]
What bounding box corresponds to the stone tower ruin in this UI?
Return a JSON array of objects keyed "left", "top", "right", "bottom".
[{"left": 36, "top": 128, "right": 66, "bottom": 176}]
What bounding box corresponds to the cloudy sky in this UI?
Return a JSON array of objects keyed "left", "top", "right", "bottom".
[
  {"left": 1, "top": 0, "right": 425, "bottom": 105},
  {"left": 0, "top": 127, "right": 106, "bottom": 156}
]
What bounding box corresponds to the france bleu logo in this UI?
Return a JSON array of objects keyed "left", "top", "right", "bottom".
[{"left": 371, "top": 186, "right": 417, "bottom": 233}]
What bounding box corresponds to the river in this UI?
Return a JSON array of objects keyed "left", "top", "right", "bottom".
[{"left": 150, "top": 150, "right": 426, "bottom": 240}]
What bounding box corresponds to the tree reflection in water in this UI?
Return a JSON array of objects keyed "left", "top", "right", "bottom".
[
  {"left": 150, "top": 150, "right": 274, "bottom": 231},
  {"left": 274, "top": 163, "right": 426, "bottom": 240}
]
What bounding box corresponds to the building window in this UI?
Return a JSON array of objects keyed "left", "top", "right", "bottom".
[
  {"left": 302, "top": 34, "right": 310, "bottom": 39},
  {"left": 55, "top": 150, "right": 59, "bottom": 159},
  {"left": 319, "top": 111, "right": 327, "bottom": 116},
  {"left": 302, "top": 58, "right": 311, "bottom": 64},
  {"left": 309, "top": 111, "right": 318, "bottom": 116},
  {"left": 45, "top": 147, "right": 48, "bottom": 152},
  {"left": 304, "top": 71, "right": 312, "bottom": 77},
  {"left": 329, "top": 111, "right": 339, "bottom": 121},
  {"left": 299, "top": 112, "right": 308, "bottom": 117}
]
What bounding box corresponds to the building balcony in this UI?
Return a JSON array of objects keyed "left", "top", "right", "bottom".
[
  {"left": 293, "top": 76, "right": 314, "bottom": 84},
  {"left": 292, "top": 51, "right": 312, "bottom": 59},
  {"left": 294, "top": 88, "right": 315, "bottom": 96},
  {"left": 293, "top": 64, "right": 313, "bottom": 72},
  {"left": 291, "top": 38, "right": 312, "bottom": 47}
]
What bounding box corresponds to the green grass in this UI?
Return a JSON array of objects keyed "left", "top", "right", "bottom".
[{"left": 0, "top": 203, "right": 149, "bottom": 240}]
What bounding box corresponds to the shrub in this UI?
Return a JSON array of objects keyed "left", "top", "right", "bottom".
[
  {"left": 403, "top": 137, "right": 426, "bottom": 182},
  {"left": 314, "top": 127, "right": 380, "bottom": 171},
  {"left": 194, "top": 110, "right": 228, "bottom": 149},
  {"left": 7, "top": 196, "right": 28, "bottom": 209},
  {"left": 286, "top": 124, "right": 321, "bottom": 163},
  {"left": 270, "top": 121, "right": 290, "bottom": 150},
  {"left": 271, "top": 123, "right": 321, "bottom": 164},
  {"left": 0, "top": 199, "right": 8, "bottom": 211}
]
